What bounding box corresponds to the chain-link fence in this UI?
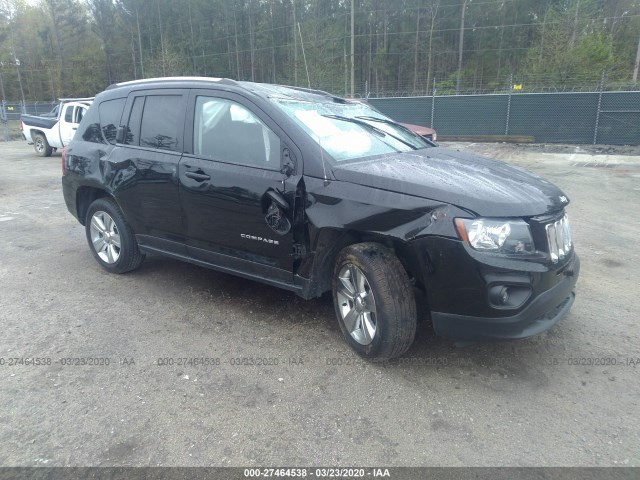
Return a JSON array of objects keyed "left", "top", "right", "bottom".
[
  {"left": 1, "top": 101, "right": 57, "bottom": 142},
  {"left": 369, "top": 90, "right": 640, "bottom": 145},
  {"left": 2, "top": 94, "right": 638, "bottom": 145}
]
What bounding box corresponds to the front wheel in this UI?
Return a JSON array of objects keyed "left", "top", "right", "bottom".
[
  {"left": 33, "top": 133, "right": 52, "bottom": 157},
  {"left": 85, "top": 197, "right": 144, "bottom": 274},
  {"left": 332, "top": 243, "right": 417, "bottom": 359}
]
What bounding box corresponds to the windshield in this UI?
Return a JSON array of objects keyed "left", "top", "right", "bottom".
[{"left": 271, "top": 99, "right": 430, "bottom": 162}]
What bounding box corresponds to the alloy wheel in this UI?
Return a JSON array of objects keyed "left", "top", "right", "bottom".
[
  {"left": 336, "top": 264, "right": 378, "bottom": 345},
  {"left": 89, "top": 211, "right": 121, "bottom": 264}
]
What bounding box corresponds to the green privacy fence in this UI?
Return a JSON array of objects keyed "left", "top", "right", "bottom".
[{"left": 369, "top": 91, "right": 640, "bottom": 145}]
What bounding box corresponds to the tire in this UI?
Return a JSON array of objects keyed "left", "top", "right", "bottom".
[
  {"left": 33, "top": 133, "right": 52, "bottom": 157},
  {"left": 332, "top": 242, "right": 417, "bottom": 359},
  {"left": 85, "top": 197, "right": 145, "bottom": 274}
]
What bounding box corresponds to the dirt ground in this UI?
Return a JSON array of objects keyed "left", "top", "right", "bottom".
[{"left": 0, "top": 140, "right": 638, "bottom": 467}]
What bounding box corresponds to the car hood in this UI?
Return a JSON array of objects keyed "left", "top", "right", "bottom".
[{"left": 331, "top": 147, "right": 568, "bottom": 217}]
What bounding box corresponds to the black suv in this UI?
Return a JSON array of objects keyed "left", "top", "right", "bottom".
[{"left": 62, "top": 77, "right": 579, "bottom": 359}]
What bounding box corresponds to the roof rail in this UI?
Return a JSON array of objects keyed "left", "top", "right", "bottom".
[
  {"left": 58, "top": 97, "right": 94, "bottom": 102},
  {"left": 106, "top": 76, "right": 231, "bottom": 90}
]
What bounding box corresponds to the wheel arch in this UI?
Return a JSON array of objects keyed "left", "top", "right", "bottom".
[
  {"left": 75, "top": 186, "right": 112, "bottom": 226},
  {"left": 303, "top": 227, "right": 425, "bottom": 299},
  {"left": 30, "top": 129, "right": 45, "bottom": 142}
]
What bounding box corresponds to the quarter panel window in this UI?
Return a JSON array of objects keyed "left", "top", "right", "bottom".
[
  {"left": 139, "top": 95, "right": 182, "bottom": 151},
  {"left": 194, "top": 96, "right": 280, "bottom": 169},
  {"left": 99, "top": 98, "right": 126, "bottom": 145},
  {"left": 78, "top": 105, "right": 103, "bottom": 144}
]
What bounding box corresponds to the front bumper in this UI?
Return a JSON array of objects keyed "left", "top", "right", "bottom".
[{"left": 432, "top": 253, "right": 579, "bottom": 340}]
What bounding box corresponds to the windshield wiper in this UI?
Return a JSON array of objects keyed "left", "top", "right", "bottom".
[
  {"left": 354, "top": 116, "right": 436, "bottom": 147},
  {"left": 320, "top": 114, "right": 415, "bottom": 151}
]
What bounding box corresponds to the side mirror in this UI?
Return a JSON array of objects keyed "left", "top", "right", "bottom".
[
  {"left": 266, "top": 190, "right": 290, "bottom": 211},
  {"left": 115, "top": 126, "right": 125, "bottom": 144}
]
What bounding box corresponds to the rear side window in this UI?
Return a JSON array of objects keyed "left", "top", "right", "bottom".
[
  {"left": 99, "top": 98, "right": 126, "bottom": 145},
  {"left": 138, "top": 95, "right": 182, "bottom": 151},
  {"left": 74, "top": 106, "right": 86, "bottom": 124}
]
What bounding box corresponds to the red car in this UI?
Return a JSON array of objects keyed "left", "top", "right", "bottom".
[
  {"left": 400, "top": 122, "right": 437, "bottom": 142},
  {"left": 347, "top": 99, "right": 437, "bottom": 142}
]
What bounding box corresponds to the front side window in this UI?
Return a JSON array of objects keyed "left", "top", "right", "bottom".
[
  {"left": 194, "top": 96, "right": 280, "bottom": 169},
  {"left": 271, "top": 99, "right": 429, "bottom": 162},
  {"left": 64, "top": 105, "right": 73, "bottom": 123},
  {"left": 139, "top": 95, "right": 182, "bottom": 151}
]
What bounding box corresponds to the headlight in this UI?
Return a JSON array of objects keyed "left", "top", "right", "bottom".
[{"left": 454, "top": 218, "right": 535, "bottom": 254}]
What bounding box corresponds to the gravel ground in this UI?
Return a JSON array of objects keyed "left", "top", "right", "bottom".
[{"left": 0, "top": 140, "right": 638, "bottom": 467}]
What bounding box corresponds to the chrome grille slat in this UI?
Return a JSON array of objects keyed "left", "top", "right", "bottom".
[{"left": 546, "top": 214, "right": 573, "bottom": 263}]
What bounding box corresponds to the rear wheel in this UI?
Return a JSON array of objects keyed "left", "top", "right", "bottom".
[
  {"left": 33, "top": 133, "right": 52, "bottom": 157},
  {"left": 85, "top": 198, "right": 144, "bottom": 274},
  {"left": 332, "top": 243, "right": 417, "bottom": 359}
]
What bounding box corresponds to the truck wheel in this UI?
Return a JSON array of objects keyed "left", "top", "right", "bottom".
[
  {"left": 85, "top": 197, "right": 144, "bottom": 274},
  {"left": 332, "top": 243, "right": 417, "bottom": 359},
  {"left": 33, "top": 133, "right": 52, "bottom": 157}
]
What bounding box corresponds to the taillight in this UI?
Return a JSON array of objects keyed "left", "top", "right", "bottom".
[{"left": 61, "top": 146, "right": 67, "bottom": 176}]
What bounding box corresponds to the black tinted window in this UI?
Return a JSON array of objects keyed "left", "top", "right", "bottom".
[
  {"left": 125, "top": 97, "right": 144, "bottom": 145},
  {"left": 64, "top": 106, "right": 73, "bottom": 122},
  {"left": 99, "top": 98, "right": 126, "bottom": 145},
  {"left": 194, "top": 97, "right": 280, "bottom": 169},
  {"left": 139, "top": 95, "right": 182, "bottom": 151},
  {"left": 78, "top": 105, "right": 104, "bottom": 144}
]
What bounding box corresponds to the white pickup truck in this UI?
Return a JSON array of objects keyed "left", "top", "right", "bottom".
[{"left": 21, "top": 98, "right": 93, "bottom": 156}]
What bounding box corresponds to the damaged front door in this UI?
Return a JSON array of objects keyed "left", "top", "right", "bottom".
[{"left": 179, "top": 91, "right": 300, "bottom": 281}]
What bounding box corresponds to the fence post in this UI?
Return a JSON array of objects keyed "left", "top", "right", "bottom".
[
  {"left": 505, "top": 73, "right": 513, "bottom": 135},
  {"left": 593, "top": 70, "right": 605, "bottom": 145},
  {"left": 430, "top": 77, "right": 436, "bottom": 129},
  {"left": 1, "top": 100, "right": 8, "bottom": 142}
]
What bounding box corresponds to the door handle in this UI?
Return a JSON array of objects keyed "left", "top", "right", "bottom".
[{"left": 184, "top": 171, "right": 211, "bottom": 181}]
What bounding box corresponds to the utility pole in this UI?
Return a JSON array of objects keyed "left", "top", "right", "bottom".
[
  {"left": 350, "top": 0, "right": 355, "bottom": 98},
  {"left": 136, "top": 4, "right": 144, "bottom": 78},
  {"left": 633, "top": 36, "right": 640, "bottom": 83},
  {"left": 10, "top": 45, "right": 26, "bottom": 108},
  {"left": 157, "top": 0, "right": 166, "bottom": 76},
  {"left": 0, "top": 65, "right": 6, "bottom": 102}
]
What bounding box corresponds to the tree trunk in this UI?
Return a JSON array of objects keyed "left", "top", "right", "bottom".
[
  {"left": 46, "top": 0, "right": 65, "bottom": 92},
  {"left": 456, "top": 0, "right": 467, "bottom": 94}
]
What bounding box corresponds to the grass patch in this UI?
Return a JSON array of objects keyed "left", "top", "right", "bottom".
[{"left": 1, "top": 120, "right": 25, "bottom": 141}]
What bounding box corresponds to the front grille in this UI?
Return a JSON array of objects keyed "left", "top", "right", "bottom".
[{"left": 545, "top": 214, "right": 572, "bottom": 263}]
